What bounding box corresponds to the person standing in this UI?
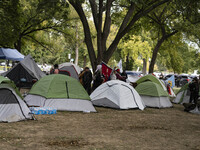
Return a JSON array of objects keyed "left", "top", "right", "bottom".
[
  {"left": 189, "top": 77, "right": 199, "bottom": 104},
  {"left": 82, "top": 67, "right": 93, "bottom": 95},
  {"left": 92, "top": 65, "right": 104, "bottom": 91}
]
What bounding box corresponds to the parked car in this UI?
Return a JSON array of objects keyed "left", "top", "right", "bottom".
[
  {"left": 189, "top": 75, "right": 197, "bottom": 79},
  {"left": 178, "top": 75, "right": 191, "bottom": 87},
  {"left": 125, "top": 71, "right": 142, "bottom": 83}
]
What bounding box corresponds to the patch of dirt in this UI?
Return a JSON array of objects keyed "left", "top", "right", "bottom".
[{"left": 46, "top": 138, "right": 90, "bottom": 148}]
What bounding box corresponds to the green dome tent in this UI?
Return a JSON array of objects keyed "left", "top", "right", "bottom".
[
  {"left": 24, "top": 74, "right": 96, "bottom": 112},
  {"left": 0, "top": 76, "right": 33, "bottom": 122},
  {"left": 135, "top": 81, "right": 172, "bottom": 108},
  {"left": 173, "top": 83, "right": 200, "bottom": 104},
  {"left": 136, "top": 74, "right": 167, "bottom": 91}
]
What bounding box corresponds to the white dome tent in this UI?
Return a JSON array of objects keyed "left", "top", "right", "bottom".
[{"left": 90, "top": 80, "right": 145, "bottom": 110}]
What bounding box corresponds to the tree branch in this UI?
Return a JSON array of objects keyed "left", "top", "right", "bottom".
[
  {"left": 22, "top": 25, "right": 60, "bottom": 36},
  {"left": 102, "top": 0, "right": 114, "bottom": 52},
  {"left": 25, "top": 35, "right": 53, "bottom": 53},
  {"left": 104, "top": 0, "right": 171, "bottom": 61},
  {"left": 89, "top": 0, "right": 98, "bottom": 31},
  {"left": 118, "top": 2, "right": 135, "bottom": 34}
]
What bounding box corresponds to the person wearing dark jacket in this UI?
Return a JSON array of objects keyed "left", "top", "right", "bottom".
[
  {"left": 92, "top": 65, "right": 104, "bottom": 91},
  {"left": 82, "top": 67, "right": 93, "bottom": 95},
  {"left": 189, "top": 77, "right": 199, "bottom": 104}
]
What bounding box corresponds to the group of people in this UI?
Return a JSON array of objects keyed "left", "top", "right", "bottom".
[{"left": 79, "top": 65, "right": 127, "bottom": 95}]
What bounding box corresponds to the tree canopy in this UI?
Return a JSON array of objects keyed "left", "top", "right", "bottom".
[{"left": 0, "top": 0, "right": 200, "bottom": 74}]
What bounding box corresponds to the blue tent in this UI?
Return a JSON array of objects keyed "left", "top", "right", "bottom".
[{"left": 0, "top": 48, "right": 24, "bottom": 61}]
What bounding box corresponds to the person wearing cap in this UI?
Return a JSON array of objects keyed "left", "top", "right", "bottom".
[{"left": 189, "top": 77, "right": 199, "bottom": 104}]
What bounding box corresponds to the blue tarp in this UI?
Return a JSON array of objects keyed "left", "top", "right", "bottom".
[{"left": 0, "top": 48, "right": 24, "bottom": 61}]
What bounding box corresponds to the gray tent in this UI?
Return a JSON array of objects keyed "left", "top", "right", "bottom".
[
  {"left": 58, "top": 62, "right": 81, "bottom": 80},
  {"left": 3, "top": 55, "right": 45, "bottom": 87},
  {"left": 0, "top": 77, "right": 33, "bottom": 122}
]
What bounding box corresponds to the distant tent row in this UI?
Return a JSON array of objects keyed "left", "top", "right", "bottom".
[{"left": 2, "top": 54, "right": 82, "bottom": 87}]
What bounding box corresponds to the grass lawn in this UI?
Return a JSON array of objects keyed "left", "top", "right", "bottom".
[{"left": 0, "top": 104, "right": 199, "bottom": 150}]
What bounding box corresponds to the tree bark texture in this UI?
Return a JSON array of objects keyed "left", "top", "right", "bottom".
[
  {"left": 75, "top": 24, "right": 79, "bottom": 65},
  {"left": 142, "top": 58, "right": 147, "bottom": 75}
]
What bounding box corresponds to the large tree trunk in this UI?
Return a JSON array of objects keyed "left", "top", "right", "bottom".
[
  {"left": 69, "top": 1, "right": 97, "bottom": 71},
  {"left": 142, "top": 58, "right": 147, "bottom": 75},
  {"left": 149, "top": 30, "right": 178, "bottom": 73},
  {"left": 149, "top": 38, "right": 165, "bottom": 73},
  {"left": 75, "top": 24, "right": 79, "bottom": 65}
]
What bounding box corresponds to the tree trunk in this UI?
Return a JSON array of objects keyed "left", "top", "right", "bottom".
[
  {"left": 69, "top": 1, "right": 97, "bottom": 71},
  {"left": 149, "top": 38, "right": 165, "bottom": 73},
  {"left": 14, "top": 37, "right": 22, "bottom": 52},
  {"left": 75, "top": 24, "right": 79, "bottom": 65},
  {"left": 149, "top": 30, "right": 178, "bottom": 73},
  {"left": 142, "top": 58, "right": 147, "bottom": 75},
  {"left": 125, "top": 53, "right": 129, "bottom": 70}
]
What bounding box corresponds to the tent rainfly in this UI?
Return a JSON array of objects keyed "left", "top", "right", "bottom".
[
  {"left": 3, "top": 54, "right": 45, "bottom": 87},
  {"left": 90, "top": 80, "right": 145, "bottom": 110},
  {"left": 0, "top": 48, "right": 24, "bottom": 61},
  {"left": 24, "top": 74, "right": 96, "bottom": 112}
]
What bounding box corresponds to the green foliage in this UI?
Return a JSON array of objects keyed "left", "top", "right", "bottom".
[
  {"left": 118, "top": 32, "right": 152, "bottom": 70},
  {"left": 119, "top": 35, "right": 151, "bottom": 60},
  {"left": 0, "top": 0, "right": 21, "bottom": 47},
  {"left": 0, "top": 0, "right": 69, "bottom": 51}
]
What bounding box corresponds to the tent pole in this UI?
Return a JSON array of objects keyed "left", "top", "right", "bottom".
[{"left": 5, "top": 60, "right": 7, "bottom": 71}]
